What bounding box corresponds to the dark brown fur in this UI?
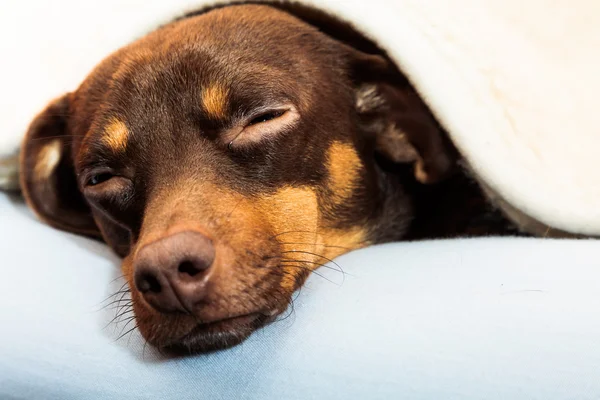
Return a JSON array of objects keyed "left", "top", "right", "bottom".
[{"left": 19, "top": 3, "right": 518, "bottom": 353}]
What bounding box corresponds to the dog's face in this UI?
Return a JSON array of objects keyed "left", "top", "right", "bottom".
[{"left": 19, "top": 4, "right": 453, "bottom": 352}]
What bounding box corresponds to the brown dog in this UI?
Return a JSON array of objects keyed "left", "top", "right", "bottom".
[{"left": 18, "top": 3, "right": 518, "bottom": 353}]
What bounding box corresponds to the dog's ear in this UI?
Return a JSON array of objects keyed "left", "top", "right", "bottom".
[
  {"left": 349, "top": 51, "right": 458, "bottom": 184},
  {"left": 20, "top": 94, "right": 100, "bottom": 237},
  {"left": 258, "top": 2, "right": 456, "bottom": 183}
]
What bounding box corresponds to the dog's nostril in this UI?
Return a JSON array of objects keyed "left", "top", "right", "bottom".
[
  {"left": 178, "top": 260, "right": 202, "bottom": 277},
  {"left": 138, "top": 273, "right": 162, "bottom": 293}
]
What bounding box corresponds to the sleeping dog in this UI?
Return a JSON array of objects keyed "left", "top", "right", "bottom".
[{"left": 13, "top": 3, "right": 526, "bottom": 353}]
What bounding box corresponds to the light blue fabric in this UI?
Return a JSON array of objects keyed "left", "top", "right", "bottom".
[{"left": 1, "top": 192, "right": 600, "bottom": 400}]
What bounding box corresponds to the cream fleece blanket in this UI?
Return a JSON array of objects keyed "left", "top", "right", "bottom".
[{"left": 1, "top": 0, "right": 599, "bottom": 236}]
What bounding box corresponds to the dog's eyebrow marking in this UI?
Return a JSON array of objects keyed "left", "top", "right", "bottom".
[
  {"left": 34, "top": 139, "right": 61, "bottom": 181},
  {"left": 201, "top": 84, "right": 229, "bottom": 119},
  {"left": 326, "top": 141, "right": 362, "bottom": 204},
  {"left": 103, "top": 118, "right": 129, "bottom": 152}
]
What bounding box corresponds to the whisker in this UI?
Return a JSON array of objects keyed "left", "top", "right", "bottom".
[
  {"left": 109, "top": 275, "right": 127, "bottom": 284},
  {"left": 142, "top": 339, "right": 149, "bottom": 361},
  {"left": 260, "top": 263, "right": 339, "bottom": 285},
  {"left": 95, "top": 282, "right": 129, "bottom": 305},
  {"left": 115, "top": 314, "right": 136, "bottom": 328},
  {"left": 267, "top": 252, "right": 348, "bottom": 282},
  {"left": 127, "top": 324, "right": 139, "bottom": 347},
  {"left": 278, "top": 258, "right": 348, "bottom": 274},
  {"left": 281, "top": 249, "right": 340, "bottom": 264},
  {"left": 115, "top": 316, "right": 138, "bottom": 340},
  {"left": 96, "top": 293, "right": 132, "bottom": 310},
  {"left": 115, "top": 308, "right": 135, "bottom": 323},
  {"left": 115, "top": 324, "right": 139, "bottom": 342},
  {"left": 114, "top": 290, "right": 133, "bottom": 314},
  {"left": 103, "top": 309, "right": 134, "bottom": 330},
  {"left": 280, "top": 250, "right": 346, "bottom": 276},
  {"left": 111, "top": 310, "right": 135, "bottom": 333},
  {"left": 105, "top": 301, "right": 133, "bottom": 312},
  {"left": 115, "top": 302, "right": 134, "bottom": 321},
  {"left": 268, "top": 230, "right": 320, "bottom": 241},
  {"left": 278, "top": 241, "right": 352, "bottom": 250},
  {"left": 276, "top": 299, "right": 296, "bottom": 324},
  {"left": 278, "top": 261, "right": 348, "bottom": 283},
  {"left": 252, "top": 267, "right": 297, "bottom": 287}
]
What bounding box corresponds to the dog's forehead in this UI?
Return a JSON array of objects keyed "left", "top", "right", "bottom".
[
  {"left": 120, "top": 5, "right": 328, "bottom": 79},
  {"left": 83, "top": 10, "right": 331, "bottom": 136},
  {"left": 74, "top": 3, "right": 353, "bottom": 188},
  {"left": 100, "top": 7, "right": 329, "bottom": 112}
]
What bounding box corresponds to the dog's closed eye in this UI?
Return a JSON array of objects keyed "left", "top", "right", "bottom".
[
  {"left": 228, "top": 106, "right": 299, "bottom": 149},
  {"left": 82, "top": 169, "right": 132, "bottom": 205},
  {"left": 82, "top": 171, "right": 136, "bottom": 227},
  {"left": 247, "top": 110, "right": 286, "bottom": 126},
  {"left": 87, "top": 171, "right": 115, "bottom": 187}
]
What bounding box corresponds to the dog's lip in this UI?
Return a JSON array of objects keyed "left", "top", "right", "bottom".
[{"left": 178, "top": 311, "right": 269, "bottom": 341}]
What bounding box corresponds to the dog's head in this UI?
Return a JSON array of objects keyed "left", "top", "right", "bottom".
[{"left": 19, "top": 4, "right": 454, "bottom": 352}]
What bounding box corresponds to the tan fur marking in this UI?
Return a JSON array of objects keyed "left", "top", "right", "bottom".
[
  {"left": 255, "top": 186, "right": 320, "bottom": 291},
  {"left": 104, "top": 118, "right": 129, "bottom": 152},
  {"left": 257, "top": 186, "right": 320, "bottom": 241},
  {"left": 326, "top": 141, "right": 362, "bottom": 204},
  {"left": 33, "top": 139, "right": 61, "bottom": 181},
  {"left": 320, "top": 226, "right": 368, "bottom": 260},
  {"left": 255, "top": 185, "right": 368, "bottom": 290},
  {"left": 321, "top": 142, "right": 370, "bottom": 266},
  {"left": 201, "top": 84, "right": 229, "bottom": 119}
]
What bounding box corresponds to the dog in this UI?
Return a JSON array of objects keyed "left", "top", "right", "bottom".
[{"left": 14, "top": 2, "right": 526, "bottom": 353}]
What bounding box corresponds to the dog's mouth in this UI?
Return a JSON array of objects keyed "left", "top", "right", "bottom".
[{"left": 163, "top": 311, "right": 276, "bottom": 354}]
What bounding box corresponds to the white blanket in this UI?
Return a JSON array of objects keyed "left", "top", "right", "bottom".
[{"left": 1, "top": 0, "right": 599, "bottom": 235}]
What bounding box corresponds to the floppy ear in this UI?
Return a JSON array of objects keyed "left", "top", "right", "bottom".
[
  {"left": 350, "top": 51, "right": 458, "bottom": 184},
  {"left": 21, "top": 94, "right": 133, "bottom": 256},
  {"left": 256, "top": 1, "right": 456, "bottom": 183},
  {"left": 20, "top": 94, "right": 100, "bottom": 237}
]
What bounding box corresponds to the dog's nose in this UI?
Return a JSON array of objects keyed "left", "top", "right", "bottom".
[{"left": 133, "top": 230, "right": 215, "bottom": 313}]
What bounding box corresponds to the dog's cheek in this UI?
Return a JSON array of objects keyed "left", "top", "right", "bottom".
[
  {"left": 93, "top": 213, "right": 132, "bottom": 257},
  {"left": 253, "top": 186, "right": 321, "bottom": 291},
  {"left": 318, "top": 141, "right": 371, "bottom": 254},
  {"left": 325, "top": 141, "right": 363, "bottom": 206}
]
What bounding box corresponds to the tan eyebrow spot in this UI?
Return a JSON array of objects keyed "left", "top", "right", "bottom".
[
  {"left": 33, "top": 139, "right": 61, "bottom": 181},
  {"left": 104, "top": 118, "right": 129, "bottom": 152},
  {"left": 201, "top": 84, "right": 229, "bottom": 119},
  {"left": 326, "top": 141, "right": 362, "bottom": 205}
]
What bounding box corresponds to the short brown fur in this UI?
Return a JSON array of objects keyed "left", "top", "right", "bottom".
[{"left": 19, "top": 3, "right": 524, "bottom": 354}]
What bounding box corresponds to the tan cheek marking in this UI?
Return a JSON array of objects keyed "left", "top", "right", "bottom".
[
  {"left": 256, "top": 186, "right": 320, "bottom": 250},
  {"left": 201, "top": 84, "right": 229, "bottom": 119},
  {"left": 256, "top": 185, "right": 370, "bottom": 291},
  {"left": 256, "top": 186, "right": 320, "bottom": 291},
  {"left": 321, "top": 141, "right": 370, "bottom": 260},
  {"left": 33, "top": 139, "right": 62, "bottom": 181},
  {"left": 319, "top": 226, "right": 369, "bottom": 260},
  {"left": 326, "top": 141, "right": 362, "bottom": 204},
  {"left": 103, "top": 118, "right": 129, "bottom": 152}
]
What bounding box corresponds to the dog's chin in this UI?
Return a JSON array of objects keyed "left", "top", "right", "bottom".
[{"left": 162, "top": 312, "right": 274, "bottom": 355}]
